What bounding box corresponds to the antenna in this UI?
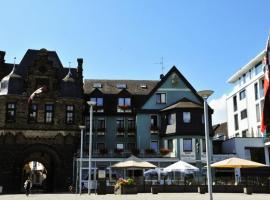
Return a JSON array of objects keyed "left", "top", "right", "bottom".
[{"left": 154, "top": 56, "right": 164, "bottom": 74}]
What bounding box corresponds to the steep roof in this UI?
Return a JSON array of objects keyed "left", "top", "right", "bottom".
[
  {"left": 161, "top": 97, "right": 203, "bottom": 111},
  {"left": 141, "top": 66, "right": 204, "bottom": 106},
  {"left": 84, "top": 79, "right": 158, "bottom": 95},
  {"left": 20, "top": 49, "right": 63, "bottom": 68}
]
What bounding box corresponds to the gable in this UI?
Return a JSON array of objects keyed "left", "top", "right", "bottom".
[{"left": 141, "top": 66, "right": 202, "bottom": 110}]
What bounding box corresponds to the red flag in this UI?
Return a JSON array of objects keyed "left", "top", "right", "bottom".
[
  {"left": 28, "top": 86, "right": 47, "bottom": 104},
  {"left": 261, "top": 36, "right": 270, "bottom": 134}
]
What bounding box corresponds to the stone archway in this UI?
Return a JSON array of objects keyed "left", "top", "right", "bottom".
[{"left": 18, "top": 144, "right": 62, "bottom": 193}]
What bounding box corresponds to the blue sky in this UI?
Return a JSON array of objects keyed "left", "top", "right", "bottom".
[{"left": 1, "top": 0, "right": 270, "bottom": 122}]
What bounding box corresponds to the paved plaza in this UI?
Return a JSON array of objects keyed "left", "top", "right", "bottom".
[{"left": 0, "top": 193, "right": 270, "bottom": 200}]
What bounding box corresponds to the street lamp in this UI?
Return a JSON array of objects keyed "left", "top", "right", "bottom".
[
  {"left": 198, "top": 90, "right": 214, "bottom": 200},
  {"left": 87, "top": 101, "right": 96, "bottom": 195},
  {"left": 78, "top": 125, "right": 85, "bottom": 194}
]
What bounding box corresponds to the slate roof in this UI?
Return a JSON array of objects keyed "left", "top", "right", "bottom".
[
  {"left": 0, "top": 48, "right": 82, "bottom": 97},
  {"left": 161, "top": 97, "right": 203, "bottom": 111},
  {"left": 84, "top": 79, "right": 159, "bottom": 95}
]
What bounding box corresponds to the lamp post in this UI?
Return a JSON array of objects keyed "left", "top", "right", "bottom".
[
  {"left": 198, "top": 90, "right": 214, "bottom": 200},
  {"left": 78, "top": 125, "right": 85, "bottom": 194},
  {"left": 87, "top": 101, "right": 96, "bottom": 195}
]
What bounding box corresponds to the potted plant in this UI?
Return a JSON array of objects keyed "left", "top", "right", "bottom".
[
  {"left": 114, "top": 178, "right": 137, "bottom": 194},
  {"left": 160, "top": 148, "right": 171, "bottom": 156}
]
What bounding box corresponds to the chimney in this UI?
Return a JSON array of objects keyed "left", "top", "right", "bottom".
[
  {"left": 77, "top": 58, "right": 83, "bottom": 68},
  {"left": 160, "top": 74, "right": 164, "bottom": 79},
  {"left": 0, "top": 51, "right": 6, "bottom": 63}
]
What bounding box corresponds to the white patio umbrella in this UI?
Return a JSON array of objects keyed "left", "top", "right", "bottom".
[
  {"left": 164, "top": 160, "right": 199, "bottom": 173},
  {"left": 164, "top": 160, "right": 199, "bottom": 184}
]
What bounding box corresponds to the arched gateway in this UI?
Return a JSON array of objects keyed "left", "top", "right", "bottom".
[{"left": 0, "top": 49, "right": 84, "bottom": 193}]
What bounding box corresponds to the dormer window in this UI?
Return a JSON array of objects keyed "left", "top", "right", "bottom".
[
  {"left": 93, "top": 83, "right": 102, "bottom": 88},
  {"left": 117, "top": 97, "right": 131, "bottom": 113},
  {"left": 140, "top": 84, "right": 147, "bottom": 89},
  {"left": 90, "top": 97, "right": 104, "bottom": 112},
  {"left": 116, "top": 83, "right": 127, "bottom": 89}
]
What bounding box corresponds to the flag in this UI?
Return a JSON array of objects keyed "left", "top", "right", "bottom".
[
  {"left": 28, "top": 86, "right": 47, "bottom": 104},
  {"left": 261, "top": 35, "right": 270, "bottom": 134}
]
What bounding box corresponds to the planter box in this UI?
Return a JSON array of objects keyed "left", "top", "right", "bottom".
[
  {"left": 243, "top": 187, "right": 253, "bottom": 195},
  {"left": 115, "top": 185, "right": 137, "bottom": 195},
  {"left": 198, "top": 186, "right": 206, "bottom": 194}
]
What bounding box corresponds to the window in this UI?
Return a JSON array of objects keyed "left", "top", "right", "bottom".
[
  {"left": 234, "top": 114, "right": 239, "bottom": 131},
  {"left": 90, "top": 97, "right": 103, "bottom": 106},
  {"left": 183, "top": 139, "right": 192, "bottom": 152},
  {"left": 167, "top": 113, "right": 176, "bottom": 125},
  {"left": 151, "top": 141, "right": 158, "bottom": 152},
  {"left": 233, "top": 95, "right": 237, "bottom": 111},
  {"left": 45, "top": 104, "right": 54, "bottom": 123},
  {"left": 97, "top": 118, "right": 105, "bottom": 131},
  {"left": 151, "top": 115, "right": 158, "bottom": 127},
  {"left": 118, "top": 98, "right": 131, "bottom": 112},
  {"left": 255, "top": 62, "right": 263, "bottom": 75},
  {"left": 118, "top": 98, "right": 131, "bottom": 106},
  {"left": 235, "top": 132, "right": 240, "bottom": 137},
  {"left": 256, "top": 104, "right": 260, "bottom": 122},
  {"left": 29, "top": 104, "right": 38, "bottom": 123},
  {"left": 66, "top": 105, "right": 74, "bottom": 124},
  {"left": 202, "top": 139, "right": 206, "bottom": 152},
  {"left": 239, "top": 90, "right": 246, "bottom": 100},
  {"left": 242, "top": 130, "right": 248, "bottom": 137},
  {"left": 6, "top": 103, "right": 16, "bottom": 122},
  {"left": 116, "top": 143, "right": 124, "bottom": 150},
  {"left": 168, "top": 139, "right": 173, "bottom": 151},
  {"left": 127, "top": 143, "right": 136, "bottom": 151},
  {"left": 257, "top": 126, "right": 261, "bottom": 136},
  {"left": 259, "top": 79, "right": 264, "bottom": 98},
  {"left": 254, "top": 83, "right": 258, "bottom": 100},
  {"left": 97, "top": 143, "right": 105, "bottom": 151},
  {"left": 242, "top": 73, "right": 246, "bottom": 84},
  {"left": 116, "top": 83, "right": 127, "bottom": 89},
  {"left": 93, "top": 83, "right": 102, "bottom": 88},
  {"left": 240, "top": 109, "right": 247, "bottom": 119},
  {"left": 116, "top": 118, "right": 125, "bottom": 134},
  {"left": 183, "top": 112, "right": 191, "bottom": 123},
  {"left": 127, "top": 118, "right": 135, "bottom": 131},
  {"left": 140, "top": 84, "right": 147, "bottom": 89},
  {"left": 156, "top": 93, "right": 166, "bottom": 104}
]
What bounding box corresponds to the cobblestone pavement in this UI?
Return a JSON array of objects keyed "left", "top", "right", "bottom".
[{"left": 0, "top": 193, "right": 270, "bottom": 200}]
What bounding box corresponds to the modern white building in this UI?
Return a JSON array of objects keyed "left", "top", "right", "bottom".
[{"left": 226, "top": 50, "right": 269, "bottom": 164}]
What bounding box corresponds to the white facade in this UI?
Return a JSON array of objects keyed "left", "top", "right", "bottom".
[{"left": 226, "top": 50, "right": 265, "bottom": 139}]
